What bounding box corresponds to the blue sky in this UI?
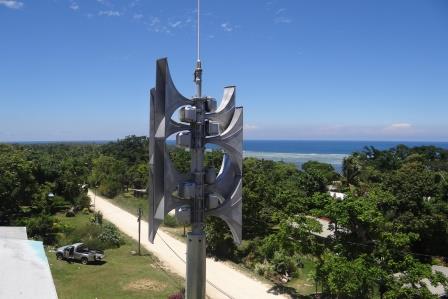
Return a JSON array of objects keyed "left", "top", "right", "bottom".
[{"left": 0, "top": 0, "right": 447, "bottom": 141}]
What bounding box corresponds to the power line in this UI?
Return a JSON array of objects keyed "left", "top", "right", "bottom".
[{"left": 157, "top": 232, "right": 236, "bottom": 299}]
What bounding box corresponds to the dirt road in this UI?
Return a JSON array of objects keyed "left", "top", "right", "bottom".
[{"left": 88, "top": 190, "right": 288, "bottom": 299}]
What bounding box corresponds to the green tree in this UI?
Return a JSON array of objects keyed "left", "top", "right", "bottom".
[
  {"left": 0, "top": 145, "right": 37, "bottom": 224},
  {"left": 90, "top": 155, "right": 127, "bottom": 197}
]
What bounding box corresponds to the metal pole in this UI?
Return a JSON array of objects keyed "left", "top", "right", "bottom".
[
  {"left": 138, "top": 208, "right": 142, "bottom": 256},
  {"left": 186, "top": 59, "right": 206, "bottom": 299},
  {"left": 186, "top": 1, "right": 206, "bottom": 295}
]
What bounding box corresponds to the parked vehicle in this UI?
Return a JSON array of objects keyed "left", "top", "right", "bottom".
[{"left": 56, "top": 243, "right": 104, "bottom": 265}]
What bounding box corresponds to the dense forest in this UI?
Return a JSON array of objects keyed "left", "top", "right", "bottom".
[{"left": 1, "top": 136, "right": 448, "bottom": 298}]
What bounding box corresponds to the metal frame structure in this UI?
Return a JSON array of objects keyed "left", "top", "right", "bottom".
[{"left": 149, "top": 58, "right": 243, "bottom": 299}]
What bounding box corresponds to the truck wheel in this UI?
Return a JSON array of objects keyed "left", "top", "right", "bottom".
[
  {"left": 81, "top": 257, "right": 88, "bottom": 265},
  {"left": 56, "top": 253, "right": 63, "bottom": 260}
]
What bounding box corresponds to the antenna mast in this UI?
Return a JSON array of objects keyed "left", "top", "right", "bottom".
[
  {"left": 187, "top": 0, "right": 206, "bottom": 298},
  {"left": 149, "top": 2, "right": 243, "bottom": 298},
  {"left": 194, "top": 0, "right": 202, "bottom": 98}
]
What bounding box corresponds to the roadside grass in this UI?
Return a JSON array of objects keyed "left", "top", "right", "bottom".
[
  {"left": 101, "top": 191, "right": 319, "bottom": 297},
  {"left": 107, "top": 191, "right": 190, "bottom": 234},
  {"left": 47, "top": 212, "right": 184, "bottom": 299},
  {"left": 109, "top": 191, "right": 148, "bottom": 217}
]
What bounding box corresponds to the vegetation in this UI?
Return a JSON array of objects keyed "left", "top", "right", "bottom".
[
  {"left": 3, "top": 136, "right": 448, "bottom": 298},
  {"left": 47, "top": 213, "right": 183, "bottom": 299},
  {"left": 0, "top": 143, "right": 96, "bottom": 242}
]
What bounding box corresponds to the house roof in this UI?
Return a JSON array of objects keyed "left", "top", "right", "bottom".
[
  {"left": 328, "top": 191, "right": 346, "bottom": 200},
  {"left": 0, "top": 227, "right": 58, "bottom": 299}
]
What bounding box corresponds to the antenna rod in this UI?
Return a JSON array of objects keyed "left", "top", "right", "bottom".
[
  {"left": 194, "top": 0, "right": 202, "bottom": 98},
  {"left": 197, "top": 0, "right": 200, "bottom": 62}
]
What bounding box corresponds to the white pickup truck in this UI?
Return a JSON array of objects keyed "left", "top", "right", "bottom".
[{"left": 55, "top": 243, "right": 105, "bottom": 265}]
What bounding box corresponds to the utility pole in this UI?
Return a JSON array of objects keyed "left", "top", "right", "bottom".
[
  {"left": 137, "top": 207, "right": 142, "bottom": 256},
  {"left": 185, "top": 57, "right": 206, "bottom": 299},
  {"left": 148, "top": 1, "right": 243, "bottom": 298}
]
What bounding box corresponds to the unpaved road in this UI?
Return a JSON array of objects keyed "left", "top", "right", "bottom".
[{"left": 88, "top": 190, "right": 288, "bottom": 299}]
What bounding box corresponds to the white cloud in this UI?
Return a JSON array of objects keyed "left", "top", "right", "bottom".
[
  {"left": 148, "top": 16, "right": 160, "bottom": 26},
  {"left": 133, "top": 13, "right": 143, "bottom": 20},
  {"left": 221, "top": 23, "right": 234, "bottom": 32},
  {"left": 146, "top": 16, "right": 171, "bottom": 34},
  {"left": 130, "top": 1, "right": 140, "bottom": 8},
  {"left": 273, "top": 7, "right": 292, "bottom": 24},
  {"left": 244, "top": 124, "right": 258, "bottom": 130},
  {"left": 0, "top": 0, "right": 24, "bottom": 9},
  {"left": 69, "top": 2, "right": 79, "bottom": 11},
  {"left": 276, "top": 8, "right": 286, "bottom": 15},
  {"left": 388, "top": 123, "right": 412, "bottom": 129},
  {"left": 98, "top": 10, "right": 121, "bottom": 17},
  {"left": 169, "top": 21, "right": 182, "bottom": 28},
  {"left": 274, "top": 16, "right": 292, "bottom": 24},
  {"left": 144, "top": 15, "right": 193, "bottom": 35}
]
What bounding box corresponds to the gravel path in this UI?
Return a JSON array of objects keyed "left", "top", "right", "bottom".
[{"left": 88, "top": 190, "right": 288, "bottom": 299}]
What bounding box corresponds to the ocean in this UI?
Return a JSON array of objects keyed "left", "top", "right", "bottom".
[{"left": 242, "top": 140, "right": 448, "bottom": 171}]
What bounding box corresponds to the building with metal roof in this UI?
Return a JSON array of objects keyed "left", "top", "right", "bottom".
[{"left": 0, "top": 227, "right": 58, "bottom": 299}]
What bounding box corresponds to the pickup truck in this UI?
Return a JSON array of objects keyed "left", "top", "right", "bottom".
[{"left": 56, "top": 243, "right": 105, "bottom": 265}]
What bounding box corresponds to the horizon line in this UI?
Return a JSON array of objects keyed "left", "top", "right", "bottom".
[{"left": 3, "top": 138, "right": 448, "bottom": 144}]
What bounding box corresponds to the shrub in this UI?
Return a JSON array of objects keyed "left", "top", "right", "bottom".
[
  {"left": 98, "top": 223, "right": 124, "bottom": 248},
  {"left": 254, "top": 260, "right": 275, "bottom": 278},
  {"left": 163, "top": 214, "right": 178, "bottom": 227},
  {"left": 99, "top": 180, "right": 122, "bottom": 198},
  {"left": 67, "top": 222, "right": 123, "bottom": 250},
  {"left": 49, "top": 195, "right": 69, "bottom": 213},
  {"left": 26, "top": 214, "right": 60, "bottom": 245},
  {"left": 271, "top": 251, "right": 301, "bottom": 276},
  {"left": 205, "top": 217, "right": 237, "bottom": 260},
  {"left": 74, "top": 194, "right": 91, "bottom": 209},
  {"left": 65, "top": 207, "right": 76, "bottom": 217},
  {"left": 69, "top": 223, "right": 102, "bottom": 245},
  {"left": 90, "top": 211, "right": 103, "bottom": 225}
]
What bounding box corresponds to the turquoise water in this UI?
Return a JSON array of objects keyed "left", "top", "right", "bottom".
[{"left": 242, "top": 140, "right": 448, "bottom": 170}]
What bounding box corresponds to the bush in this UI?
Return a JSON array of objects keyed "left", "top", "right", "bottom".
[
  {"left": 90, "top": 211, "right": 103, "bottom": 225},
  {"left": 98, "top": 223, "right": 124, "bottom": 248},
  {"left": 163, "top": 214, "right": 178, "bottom": 227},
  {"left": 74, "top": 194, "right": 91, "bottom": 209},
  {"left": 254, "top": 260, "right": 275, "bottom": 278},
  {"left": 69, "top": 223, "right": 102, "bottom": 244},
  {"left": 67, "top": 222, "right": 123, "bottom": 250},
  {"left": 26, "top": 214, "right": 60, "bottom": 245},
  {"left": 99, "top": 181, "right": 122, "bottom": 198},
  {"left": 49, "top": 195, "right": 69, "bottom": 213},
  {"left": 205, "top": 217, "right": 237, "bottom": 260},
  {"left": 271, "top": 251, "right": 301, "bottom": 276},
  {"left": 65, "top": 207, "right": 76, "bottom": 217}
]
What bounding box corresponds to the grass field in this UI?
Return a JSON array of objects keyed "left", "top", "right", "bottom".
[
  {"left": 108, "top": 191, "right": 148, "bottom": 217},
  {"left": 286, "top": 256, "right": 319, "bottom": 296},
  {"left": 47, "top": 213, "right": 184, "bottom": 299}
]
